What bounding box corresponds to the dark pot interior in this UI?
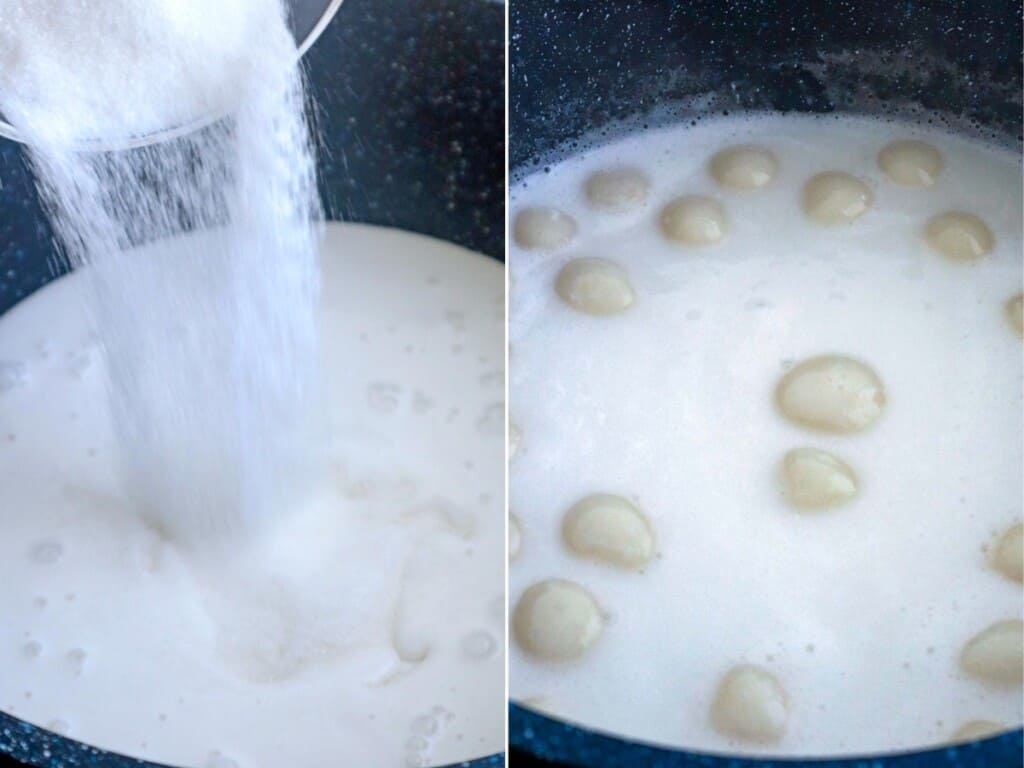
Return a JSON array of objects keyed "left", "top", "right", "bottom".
[
  {"left": 509, "top": 0, "right": 1022, "bottom": 766},
  {"left": 511, "top": 0, "right": 1021, "bottom": 175},
  {"left": 0, "top": 0, "right": 504, "bottom": 766}
]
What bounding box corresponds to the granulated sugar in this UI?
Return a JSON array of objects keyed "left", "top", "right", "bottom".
[{"left": 1, "top": 0, "right": 322, "bottom": 544}]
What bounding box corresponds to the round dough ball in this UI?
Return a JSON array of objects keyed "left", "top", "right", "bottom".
[
  {"left": 925, "top": 212, "right": 994, "bottom": 261},
  {"left": 775, "top": 355, "right": 886, "bottom": 433},
  {"left": 780, "top": 447, "right": 858, "bottom": 511},
  {"left": 555, "top": 257, "right": 635, "bottom": 316},
  {"left": 513, "top": 207, "right": 577, "bottom": 250},
  {"left": 949, "top": 720, "right": 1005, "bottom": 743},
  {"left": 584, "top": 168, "right": 649, "bottom": 213},
  {"left": 710, "top": 665, "right": 788, "bottom": 743},
  {"left": 877, "top": 140, "right": 943, "bottom": 187},
  {"left": 959, "top": 620, "right": 1023, "bottom": 685},
  {"left": 513, "top": 579, "right": 602, "bottom": 661},
  {"left": 710, "top": 145, "right": 778, "bottom": 190},
  {"left": 659, "top": 195, "right": 728, "bottom": 246},
  {"left": 561, "top": 494, "right": 654, "bottom": 569},
  {"left": 1005, "top": 294, "right": 1023, "bottom": 338},
  {"left": 801, "top": 171, "right": 873, "bottom": 224},
  {"left": 509, "top": 514, "right": 522, "bottom": 561},
  {"left": 992, "top": 523, "right": 1023, "bottom": 583}
]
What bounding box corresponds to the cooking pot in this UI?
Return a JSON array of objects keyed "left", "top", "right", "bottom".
[{"left": 509, "top": 0, "right": 1021, "bottom": 765}]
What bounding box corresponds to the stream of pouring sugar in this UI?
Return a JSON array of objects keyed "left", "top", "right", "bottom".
[{"left": 0, "top": 0, "right": 324, "bottom": 547}]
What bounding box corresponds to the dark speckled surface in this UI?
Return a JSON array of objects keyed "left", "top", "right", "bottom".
[
  {"left": 510, "top": 1, "right": 1021, "bottom": 767},
  {"left": 307, "top": 0, "right": 504, "bottom": 258},
  {"left": 510, "top": 705, "right": 1023, "bottom": 768},
  {"left": 510, "top": 0, "right": 1022, "bottom": 174},
  {"left": 0, "top": 0, "right": 504, "bottom": 766}
]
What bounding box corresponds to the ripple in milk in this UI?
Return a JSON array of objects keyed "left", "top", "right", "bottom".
[{"left": 509, "top": 113, "right": 1022, "bottom": 756}]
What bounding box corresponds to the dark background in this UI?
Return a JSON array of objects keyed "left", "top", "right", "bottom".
[
  {"left": 510, "top": 0, "right": 1022, "bottom": 175},
  {"left": 511, "top": 749, "right": 558, "bottom": 766}
]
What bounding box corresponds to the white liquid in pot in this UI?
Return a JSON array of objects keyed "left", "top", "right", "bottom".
[
  {"left": 0, "top": 223, "right": 505, "bottom": 768},
  {"left": 509, "top": 113, "right": 1023, "bottom": 756}
]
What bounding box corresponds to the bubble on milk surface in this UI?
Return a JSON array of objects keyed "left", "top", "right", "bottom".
[
  {"left": 66, "top": 648, "right": 87, "bottom": 675},
  {"left": 367, "top": 381, "right": 402, "bottom": 413},
  {"left": 29, "top": 540, "right": 64, "bottom": 565},
  {"left": 68, "top": 349, "right": 94, "bottom": 378},
  {"left": 476, "top": 402, "right": 504, "bottom": 436},
  {"left": 0, "top": 361, "right": 27, "bottom": 392},
  {"left": 412, "top": 714, "right": 438, "bottom": 736},
  {"left": 461, "top": 630, "right": 497, "bottom": 660}
]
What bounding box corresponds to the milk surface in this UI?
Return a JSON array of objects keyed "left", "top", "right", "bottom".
[
  {"left": 0, "top": 223, "right": 505, "bottom": 768},
  {"left": 509, "top": 113, "right": 1023, "bottom": 755}
]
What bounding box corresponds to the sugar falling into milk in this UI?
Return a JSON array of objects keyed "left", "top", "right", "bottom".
[{"left": 0, "top": 0, "right": 323, "bottom": 545}]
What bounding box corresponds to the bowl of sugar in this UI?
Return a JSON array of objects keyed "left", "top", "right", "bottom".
[
  {"left": 0, "top": 0, "right": 505, "bottom": 766},
  {"left": 508, "top": 0, "right": 1022, "bottom": 765}
]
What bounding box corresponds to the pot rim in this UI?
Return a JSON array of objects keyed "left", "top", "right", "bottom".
[
  {"left": 510, "top": 702, "right": 1024, "bottom": 767},
  {"left": 0, "top": 708, "right": 503, "bottom": 768}
]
